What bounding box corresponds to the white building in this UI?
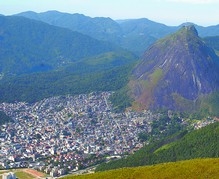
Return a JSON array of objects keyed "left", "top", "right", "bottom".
[{"left": 2, "top": 172, "right": 16, "bottom": 179}]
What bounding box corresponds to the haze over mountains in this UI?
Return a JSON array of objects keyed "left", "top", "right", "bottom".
[{"left": 16, "top": 11, "right": 219, "bottom": 55}]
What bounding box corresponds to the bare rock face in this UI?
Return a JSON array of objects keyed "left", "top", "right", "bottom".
[{"left": 130, "top": 25, "right": 219, "bottom": 111}]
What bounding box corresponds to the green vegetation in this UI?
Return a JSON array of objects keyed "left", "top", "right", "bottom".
[
  {"left": 0, "top": 111, "right": 12, "bottom": 125},
  {"left": 203, "top": 36, "right": 219, "bottom": 51},
  {"left": 96, "top": 122, "right": 219, "bottom": 171},
  {"left": 0, "top": 16, "right": 139, "bottom": 106},
  {"left": 0, "top": 15, "right": 118, "bottom": 76},
  {"left": 14, "top": 171, "right": 35, "bottom": 179},
  {"left": 171, "top": 91, "right": 219, "bottom": 118},
  {"left": 199, "top": 92, "right": 219, "bottom": 117},
  {"left": 109, "top": 62, "right": 136, "bottom": 112},
  {"left": 172, "top": 93, "right": 196, "bottom": 112},
  {"left": 0, "top": 62, "right": 135, "bottom": 103},
  {"left": 61, "top": 158, "right": 219, "bottom": 179},
  {"left": 83, "top": 51, "right": 136, "bottom": 67},
  {"left": 109, "top": 87, "right": 133, "bottom": 112},
  {"left": 149, "top": 68, "right": 163, "bottom": 85}
]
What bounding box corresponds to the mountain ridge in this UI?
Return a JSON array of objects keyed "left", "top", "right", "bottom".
[
  {"left": 16, "top": 10, "right": 123, "bottom": 44},
  {"left": 0, "top": 15, "right": 123, "bottom": 75},
  {"left": 16, "top": 11, "right": 219, "bottom": 55}
]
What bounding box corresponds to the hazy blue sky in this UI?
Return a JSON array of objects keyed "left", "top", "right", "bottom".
[{"left": 0, "top": 0, "right": 219, "bottom": 26}]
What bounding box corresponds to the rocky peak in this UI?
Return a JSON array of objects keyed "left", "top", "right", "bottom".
[
  {"left": 129, "top": 26, "right": 219, "bottom": 112},
  {"left": 181, "top": 25, "right": 198, "bottom": 36}
]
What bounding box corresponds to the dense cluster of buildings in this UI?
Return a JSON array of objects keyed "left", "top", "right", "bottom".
[{"left": 0, "top": 92, "right": 159, "bottom": 176}]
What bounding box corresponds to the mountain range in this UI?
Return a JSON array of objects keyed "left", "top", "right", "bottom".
[
  {"left": 0, "top": 11, "right": 219, "bottom": 114},
  {"left": 16, "top": 11, "right": 219, "bottom": 55},
  {"left": 0, "top": 15, "right": 126, "bottom": 76},
  {"left": 0, "top": 14, "right": 137, "bottom": 102}
]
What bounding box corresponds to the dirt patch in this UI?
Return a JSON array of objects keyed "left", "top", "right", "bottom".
[{"left": 24, "top": 169, "right": 45, "bottom": 178}]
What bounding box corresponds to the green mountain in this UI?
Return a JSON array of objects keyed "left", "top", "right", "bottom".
[
  {"left": 15, "top": 11, "right": 175, "bottom": 55},
  {"left": 96, "top": 121, "right": 219, "bottom": 172},
  {"left": 118, "top": 18, "right": 176, "bottom": 55},
  {"left": 197, "top": 24, "right": 219, "bottom": 37},
  {"left": 16, "top": 11, "right": 219, "bottom": 55},
  {"left": 129, "top": 25, "right": 219, "bottom": 114},
  {"left": 0, "top": 15, "right": 137, "bottom": 103},
  {"left": 0, "top": 15, "right": 119, "bottom": 76},
  {"left": 16, "top": 11, "right": 123, "bottom": 45},
  {"left": 204, "top": 36, "right": 219, "bottom": 55}
]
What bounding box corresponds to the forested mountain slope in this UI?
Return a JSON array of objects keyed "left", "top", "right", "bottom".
[{"left": 96, "top": 121, "right": 219, "bottom": 171}]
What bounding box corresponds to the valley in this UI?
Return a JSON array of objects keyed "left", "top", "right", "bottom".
[
  {"left": 0, "top": 92, "right": 214, "bottom": 177},
  {"left": 0, "top": 92, "right": 156, "bottom": 173},
  {"left": 0, "top": 9, "right": 219, "bottom": 179}
]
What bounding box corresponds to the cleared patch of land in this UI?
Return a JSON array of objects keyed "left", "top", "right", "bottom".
[
  {"left": 24, "top": 169, "right": 45, "bottom": 178},
  {"left": 0, "top": 169, "right": 46, "bottom": 179}
]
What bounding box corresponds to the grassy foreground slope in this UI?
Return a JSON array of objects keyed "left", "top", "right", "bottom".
[{"left": 62, "top": 158, "right": 219, "bottom": 179}]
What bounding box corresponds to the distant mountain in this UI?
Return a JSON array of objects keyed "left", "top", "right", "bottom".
[
  {"left": 119, "top": 18, "right": 175, "bottom": 39},
  {"left": 203, "top": 36, "right": 219, "bottom": 54},
  {"left": 0, "top": 15, "right": 120, "bottom": 76},
  {"left": 96, "top": 121, "right": 219, "bottom": 172},
  {"left": 119, "top": 20, "right": 219, "bottom": 54},
  {"left": 16, "top": 11, "right": 174, "bottom": 54},
  {"left": 118, "top": 18, "right": 176, "bottom": 55},
  {"left": 197, "top": 24, "right": 219, "bottom": 37},
  {"left": 0, "top": 15, "right": 138, "bottom": 103},
  {"left": 129, "top": 25, "right": 219, "bottom": 114},
  {"left": 16, "top": 11, "right": 219, "bottom": 55},
  {"left": 16, "top": 11, "right": 123, "bottom": 44}
]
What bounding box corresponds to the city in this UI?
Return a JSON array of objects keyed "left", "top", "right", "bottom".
[{"left": 0, "top": 92, "right": 161, "bottom": 177}]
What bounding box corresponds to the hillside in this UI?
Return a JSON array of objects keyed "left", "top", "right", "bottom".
[
  {"left": 203, "top": 36, "right": 219, "bottom": 55},
  {"left": 0, "top": 15, "right": 138, "bottom": 103},
  {"left": 96, "top": 121, "right": 219, "bottom": 172},
  {"left": 129, "top": 25, "right": 219, "bottom": 114},
  {"left": 0, "top": 61, "right": 135, "bottom": 103},
  {"left": 0, "top": 15, "right": 119, "bottom": 76},
  {"left": 62, "top": 158, "right": 219, "bottom": 179}
]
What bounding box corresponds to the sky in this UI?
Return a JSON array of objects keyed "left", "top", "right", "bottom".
[{"left": 0, "top": 0, "right": 219, "bottom": 26}]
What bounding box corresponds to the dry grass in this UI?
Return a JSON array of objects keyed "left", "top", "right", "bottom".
[{"left": 61, "top": 158, "right": 219, "bottom": 179}]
